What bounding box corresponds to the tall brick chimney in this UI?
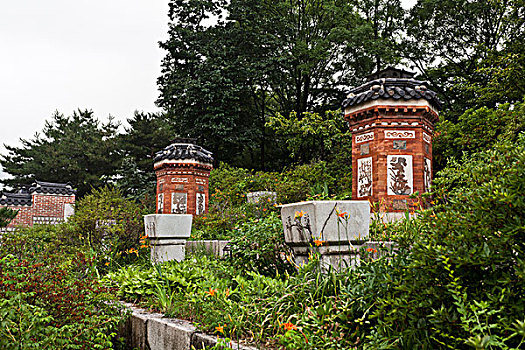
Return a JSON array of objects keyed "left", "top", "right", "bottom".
[
  {"left": 153, "top": 139, "right": 213, "bottom": 215},
  {"left": 342, "top": 67, "right": 441, "bottom": 212}
]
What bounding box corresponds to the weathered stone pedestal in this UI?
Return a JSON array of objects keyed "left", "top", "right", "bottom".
[
  {"left": 280, "top": 201, "right": 370, "bottom": 270},
  {"left": 144, "top": 214, "right": 192, "bottom": 264}
]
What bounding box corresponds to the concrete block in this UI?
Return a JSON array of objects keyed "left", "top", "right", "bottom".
[
  {"left": 246, "top": 191, "right": 276, "bottom": 204},
  {"left": 144, "top": 214, "right": 193, "bottom": 238},
  {"left": 130, "top": 311, "right": 150, "bottom": 350},
  {"left": 281, "top": 201, "right": 370, "bottom": 244},
  {"left": 145, "top": 214, "right": 192, "bottom": 263},
  {"left": 151, "top": 243, "right": 186, "bottom": 263},
  {"left": 191, "top": 332, "right": 217, "bottom": 349},
  {"left": 147, "top": 317, "right": 196, "bottom": 350}
]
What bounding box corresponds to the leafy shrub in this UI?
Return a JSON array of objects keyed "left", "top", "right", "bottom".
[
  {"left": 229, "top": 212, "right": 294, "bottom": 277},
  {"left": 275, "top": 161, "right": 337, "bottom": 204},
  {"left": 433, "top": 100, "right": 525, "bottom": 171},
  {"left": 0, "top": 207, "right": 17, "bottom": 228},
  {"left": 365, "top": 135, "right": 525, "bottom": 349},
  {"left": 64, "top": 186, "right": 148, "bottom": 267},
  {"left": 0, "top": 227, "right": 128, "bottom": 349}
]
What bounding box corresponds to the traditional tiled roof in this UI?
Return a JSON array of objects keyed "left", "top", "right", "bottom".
[
  {"left": 0, "top": 192, "right": 32, "bottom": 206},
  {"left": 342, "top": 67, "right": 442, "bottom": 111},
  {"left": 30, "top": 181, "right": 76, "bottom": 195},
  {"left": 154, "top": 140, "right": 214, "bottom": 165},
  {"left": 0, "top": 181, "right": 75, "bottom": 206}
]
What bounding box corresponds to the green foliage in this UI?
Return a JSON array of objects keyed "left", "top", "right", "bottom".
[
  {"left": 157, "top": 0, "right": 402, "bottom": 169},
  {"left": 64, "top": 186, "right": 148, "bottom": 269},
  {"left": 267, "top": 110, "right": 352, "bottom": 166},
  {"left": 0, "top": 207, "right": 17, "bottom": 228},
  {"left": 365, "top": 135, "right": 525, "bottom": 348},
  {"left": 434, "top": 100, "right": 525, "bottom": 170},
  {"left": 0, "top": 110, "right": 120, "bottom": 197},
  {"left": 229, "top": 212, "right": 294, "bottom": 277},
  {"left": 276, "top": 161, "right": 339, "bottom": 204},
  {"left": 113, "top": 111, "right": 175, "bottom": 202},
  {"left": 405, "top": 0, "right": 525, "bottom": 114},
  {"left": 0, "top": 227, "right": 128, "bottom": 349}
]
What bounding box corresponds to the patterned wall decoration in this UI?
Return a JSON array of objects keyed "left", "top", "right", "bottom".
[
  {"left": 387, "top": 155, "right": 413, "bottom": 195},
  {"left": 196, "top": 193, "right": 206, "bottom": 215},
  {"left": 424, "top": 157, "right": 432, "bottom": 192},
  {"left": 157, "top": 193, "right": 164, "bottom": 212},
  {"left": 357, "top": 157, "right": 373, "bottom": 197},
  {"left": 355, "top": 132, "right": 374, "bottom": 144},
  {"left": 384, "top": 130, "right": 415, "bottom": 139},
  {"left": 423, "top": 132, "right": 432, "bottom": 144},
  {"left": 171, "top": 193, "right": 187, "bottom": 214}
]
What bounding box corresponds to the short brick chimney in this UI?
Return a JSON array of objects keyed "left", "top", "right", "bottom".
[
  {"left": 342, "top": 67, "right": 441, "bottom": 212},
  {"left": 153, "top": 139, "right": 213, "bottom": 215}
]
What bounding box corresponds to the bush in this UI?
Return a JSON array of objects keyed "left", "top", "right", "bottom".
[
  {"left": 229, "top": 212, "right": 294, "bottom": 277},
  {"left": 0, "top": 227, "right": 128, "bottom": 349},
  {"left": 64, "top": 186, "right": 148, "bottom": 268},
  {"left": 0, "top": 207, "right": 17, "bottom": 228},
  {"left": 366, "top": 134, "right": 525, "bottom": 348}
]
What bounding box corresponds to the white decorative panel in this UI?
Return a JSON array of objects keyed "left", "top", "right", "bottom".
[
  {"left": 355, "top": 132, "right": 374, "bottom": 144},
  {"left": 157, "top": 193, "right": 164, "bottom": 212},
  {"left": 384, "top": 130, "right": 415, "bottom": 139},
  {"left": 424, "top": 157, "right": 432, "bottom": 192},
  {"left": 387, "top": 155, "right": 413, "bottom": 195},
  {"left": 357, "top": 157, "right": 373, "bottom": 197},
  {"left": 423, "top": 132, "right": 432, "bottom": 144},
  {"left": 171, "top": 193, "right": 187, "bottom": 214},
  {"left": 196, "top": 193, "right": 206, "bottom": 215}
]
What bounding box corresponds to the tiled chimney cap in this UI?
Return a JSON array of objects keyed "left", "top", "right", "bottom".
[
  {"left": 154, "top": 140, "right": 214, "bottom": 165},
  {"left": 342, "top": 67, "right": 442, "bottom": 111}
]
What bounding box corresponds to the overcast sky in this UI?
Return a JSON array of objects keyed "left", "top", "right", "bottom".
[{"left": 0, "top": 0, "right": 417, "bottom": 183}]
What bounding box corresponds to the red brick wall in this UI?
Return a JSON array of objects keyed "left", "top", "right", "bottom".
[
  {"left": 0, "top": 194, "right": 75, "bottom": 228},
  {"left": 155, "top": 162, "right": 212, "bottom": 216},
  {"left": 345, "top": 105, "right": 437, "bottom": 212}
]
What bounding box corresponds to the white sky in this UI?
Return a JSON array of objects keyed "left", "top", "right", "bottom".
[{"left": 0, "top": 0, "right": 417, "bottom": 183}]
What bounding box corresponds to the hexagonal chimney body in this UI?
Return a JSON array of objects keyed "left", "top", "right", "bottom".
[
  {"left": 342, "top": 67, "right": 441, "bottom": 212},
  {"left": 153, "top": 139, "right": 213, "bottom": 215}
]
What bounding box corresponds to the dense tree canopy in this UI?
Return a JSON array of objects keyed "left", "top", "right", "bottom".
[
  {"left": 112, "top": 111, "right": 176, "bottom": 200},
  {"left": 0, "top": 110, "right": 120, "bottom": 197},
  {"left": 1, "top": 0, "right": 524, "bottom": 196},
  {"left": 405, "top": 0, "right": 525, "bottom": 115},
  {"left": 0, "top": 207, "right": 17, "bottom": 228},
  {"left": 157, "top": 0, "right": 403, "bottom": 169}
]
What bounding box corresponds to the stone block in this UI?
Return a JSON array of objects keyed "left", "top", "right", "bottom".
[
  {"left": 147, "top": 317, "right": 197, "bottom": 350},
  {"left": 191, "top": 333, "right": 217, "bottom": 349},
  {"left": 145, "top": 214, "right": 193, "bottom": 263},
  {"left": 246, "top": 191, "right": 276, "bottom": 204},
  {"left": 151, "top": 242, "right": 186, "bottom": 263},
  {"left": 144, "top": 214, "right": 193, "bottom": 238},
  {"left": 281, "top": 201, "right": 370, "bottom": 244},
  {"left": 130, "top": 311, "right": 150, "bottom": 350}
]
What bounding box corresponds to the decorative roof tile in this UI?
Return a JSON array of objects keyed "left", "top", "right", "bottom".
[
  {"left": 154, "top": 140, "right": 214, "bottom": 165},
  {"left": 342, "top": 67, "right": 442, "bottom": 111},
  {"left": 30, "top": 181, "right": 76, "bottom": 195},
  {"left": 0, "top": 181, "right": 75, "bottom": 206},
  {"left": 0, "top": 192, "right": 32, "bottom": 206}
]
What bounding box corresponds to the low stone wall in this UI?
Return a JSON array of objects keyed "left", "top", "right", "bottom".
[
  {"left": 118, "top": 302, "right": 257, "bottom": 350},
  {"left": 186, "top": 240, "right": 230, "bottom": 258}
]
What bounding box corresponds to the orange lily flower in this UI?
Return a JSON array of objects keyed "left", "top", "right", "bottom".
[
  {"left": 215, "top": 324, "right": 226, "bottom": 333},
  {"left": 313, "top": 239, "right": 326, "bottom": 247},
  {"left": 205, "top": 288, "right": 218, "bottom": 297},
  {"left": 282, "top": 322, "right": 298, "bottom": 331}
]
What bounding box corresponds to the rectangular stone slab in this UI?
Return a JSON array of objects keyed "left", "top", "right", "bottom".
[
  {"left": 144, "top": 214, "right": 192, "bottom": 238},
  {"left": 280, "top": 201, "right": 370, "bottom": 244}
]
